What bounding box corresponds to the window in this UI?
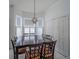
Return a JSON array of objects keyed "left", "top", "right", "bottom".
[
  {"left": 30, "top": 28, "right": 35, "bottom": 33},
  {"left": 36, "top": 28, "right": 42, "bottom": 35},
  {"left": 16, "top": 15, "right": 44, "bottom": 41},
  {"left": 16, "top": 27, "right": 22, "bottom": 37},
  {"left": 24, "top": 28, "right": 29, "bottom": 33},
  {"left": 16, "top": 15, "right": 22, "bottom": 26},
  {"left": 16, "top": 15, "right": 22, "bottom": 37}
]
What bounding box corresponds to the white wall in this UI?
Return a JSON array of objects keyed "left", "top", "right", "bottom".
[
  {"left": 57, "top": 16, "right": 70, "bottom": 57},
  {"left": 44, "top": 0, "right": 69, "bottom": 20},
  {"left": 9, "top": 5, "right": 15, "bottom": 49},
  {"left": 44, "top": 0, "right": 70, "bottom": 58}
]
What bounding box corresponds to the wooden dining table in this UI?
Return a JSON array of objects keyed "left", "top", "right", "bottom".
[{"left": 14, "top": 39, "right": 55, "bottom": 59}]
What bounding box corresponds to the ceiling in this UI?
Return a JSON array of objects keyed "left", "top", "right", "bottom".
[{"left": 10, "top": 0, "right": 58, "bottom": 13}]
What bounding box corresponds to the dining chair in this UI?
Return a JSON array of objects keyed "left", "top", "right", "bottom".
[
  {"left": 42, "top": 34, "right": 53, "bottom": 41},
  {"left": 25, "top": 43, "right": 43, "bottom": 59},
  {"left": 11, "top": 39, "right": 16, "bottom": 59},
  {"left": 42, "top": 40, "right": 57, "bottom": 59},
  {"left": 11, "top": 39, "right": 26, "bottom": 59}
]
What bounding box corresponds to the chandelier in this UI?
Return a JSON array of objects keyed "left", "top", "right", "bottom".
[{"left": 32, "top": 0, "right": 37, "bottom": 24}]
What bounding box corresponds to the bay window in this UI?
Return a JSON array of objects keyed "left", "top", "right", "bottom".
[{"left": 16, "top": 15, "right": 44, "bottom": 44}]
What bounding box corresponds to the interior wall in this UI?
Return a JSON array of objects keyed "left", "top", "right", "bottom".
[
  {"left": 44, "top": 0, "right": 69, "bottom": 20},
  {"left": 57, "top": 16, "right": 70, "bottom": 57},
  {"left": 44, "top": 0, "right": 70, "bottom": 59},
  {"left": 9, "top": 5, "right": 15, "bottom": 49}
]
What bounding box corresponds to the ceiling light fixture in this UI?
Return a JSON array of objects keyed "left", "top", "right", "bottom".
[{"left": 32, "top": 0, "right": 37, "bottom": 24}]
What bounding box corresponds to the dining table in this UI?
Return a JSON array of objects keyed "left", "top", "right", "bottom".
[{"left": 14, "top": 38, "right": 54, "bottom": 59}]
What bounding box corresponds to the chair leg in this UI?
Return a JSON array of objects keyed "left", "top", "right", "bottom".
[
  {"left": 52, "top": 56, "right": 54, "bottom": 59},
  {"left": 14, "top": 55, "right": 16, "bottom": 59},
  {"left": 43, "top": 57, "right": 45, "bottom": 59}
]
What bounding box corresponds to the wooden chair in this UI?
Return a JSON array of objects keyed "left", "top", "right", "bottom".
[
  {"left": 11, "top": 39, "right": 26, "bottom": 59},
  {"left": 42, "top": 34, "right": 53, "bottom": 41},
  {"left": 25, "top": 43, "right": 43, "bottom": 59},
  {"left": 11, "top": 39, "right": 16, "bottom": 59},
  {"left": 42, "top": 40, "right": 57, "bottom": 59}
]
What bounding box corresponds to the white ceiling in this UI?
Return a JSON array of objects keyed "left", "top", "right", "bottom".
[{"left": 10, "top": 0, "right": 58, "bottom": 13}]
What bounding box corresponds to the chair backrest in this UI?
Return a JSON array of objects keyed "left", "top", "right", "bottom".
[
  {"left": 42, "top": 34, "right": 52, "bottom": 41},
  {"left": 11, "top": 39, "right": 16, "bottom": 54},
  {"left": 25, "top": 43, "right": 43, "bottom": 59},
  {"left": 42, "top": 40, "right": 57, "bottom": 59}
]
